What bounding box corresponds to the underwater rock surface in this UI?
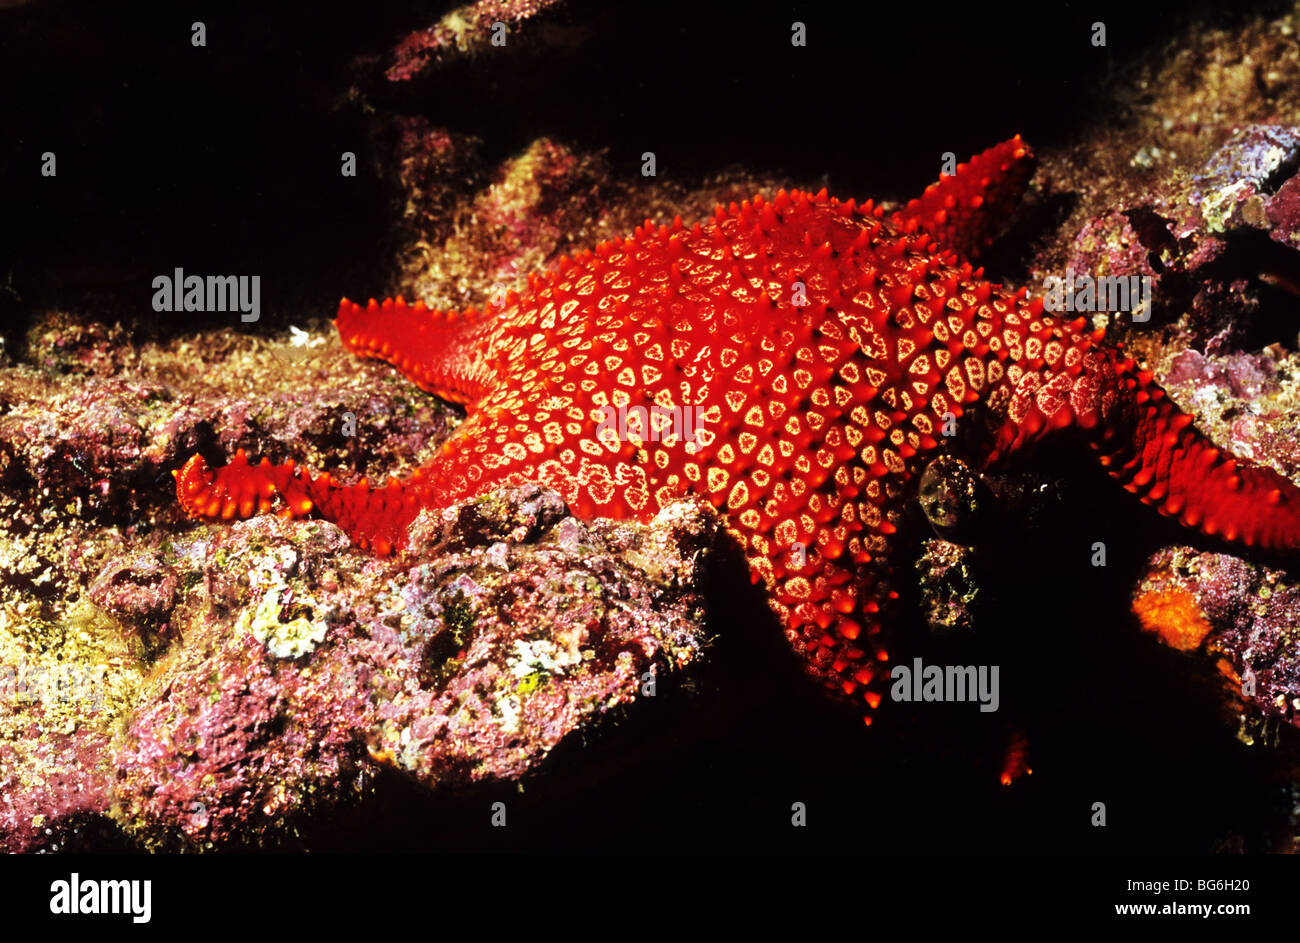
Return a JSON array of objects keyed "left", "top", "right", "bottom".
[{"left": 3, "top": 484, "right": 715, "bottom": 851}]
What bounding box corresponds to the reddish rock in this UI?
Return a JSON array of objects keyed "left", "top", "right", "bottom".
[
  {"left": 385, "top": 0, "right": 569, "bottom": 81},
  {"left": 105, "top": 486, "right": 715, "bottom": 850},
  {"left": 1135, "top": 547, "right": 1300, "bottom": 739}
]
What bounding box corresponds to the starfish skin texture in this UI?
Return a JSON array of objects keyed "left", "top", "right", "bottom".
[{"left": 175, "top": 137, "right": 1300, "bottom": 718}]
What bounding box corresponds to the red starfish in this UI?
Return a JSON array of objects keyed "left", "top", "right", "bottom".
[{"left": 175, "top": 137, "right": 1300, "bottom": 718}]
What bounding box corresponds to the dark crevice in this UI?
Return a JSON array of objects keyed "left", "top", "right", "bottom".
[
  {"left": 982, "top": 190, "right": 1079, "bottom": 286},
  {"left": 1260, "top": 150, "right": 1300, "bottom": 196},
  {"left": 1124, "top": 205, "right": 1189, "bottom": 261},
  {"left": 1192, "top": 228, "right": 1300, "bottom": 352}
]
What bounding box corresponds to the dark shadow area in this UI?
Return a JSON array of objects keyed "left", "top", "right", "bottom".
[{"left": 1, "top": 0, "right": 1275, "bottom": 336}]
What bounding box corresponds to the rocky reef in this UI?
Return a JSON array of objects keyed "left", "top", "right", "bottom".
[{"left": 3, "top": 474, "right": 715, "bottom": 851}]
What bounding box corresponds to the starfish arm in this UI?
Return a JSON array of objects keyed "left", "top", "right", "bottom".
[
  {"left": 174, "top": 449, "right": 426, "bottom": 555},
  {"left": 335, "top": 296, "right": 499, "bottom": 408},
  {"left": 769, "top": 549, "right": 894, "bottom": 723},
  {"left": 891, "top": 135, "right": 1036, "bottom": 261},
  {"left": 1092, "top": 383, "right": 1300, "bottom": 550},
  {"left": 983, "top": 322, "right": 1300, "bottom": 550}
]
